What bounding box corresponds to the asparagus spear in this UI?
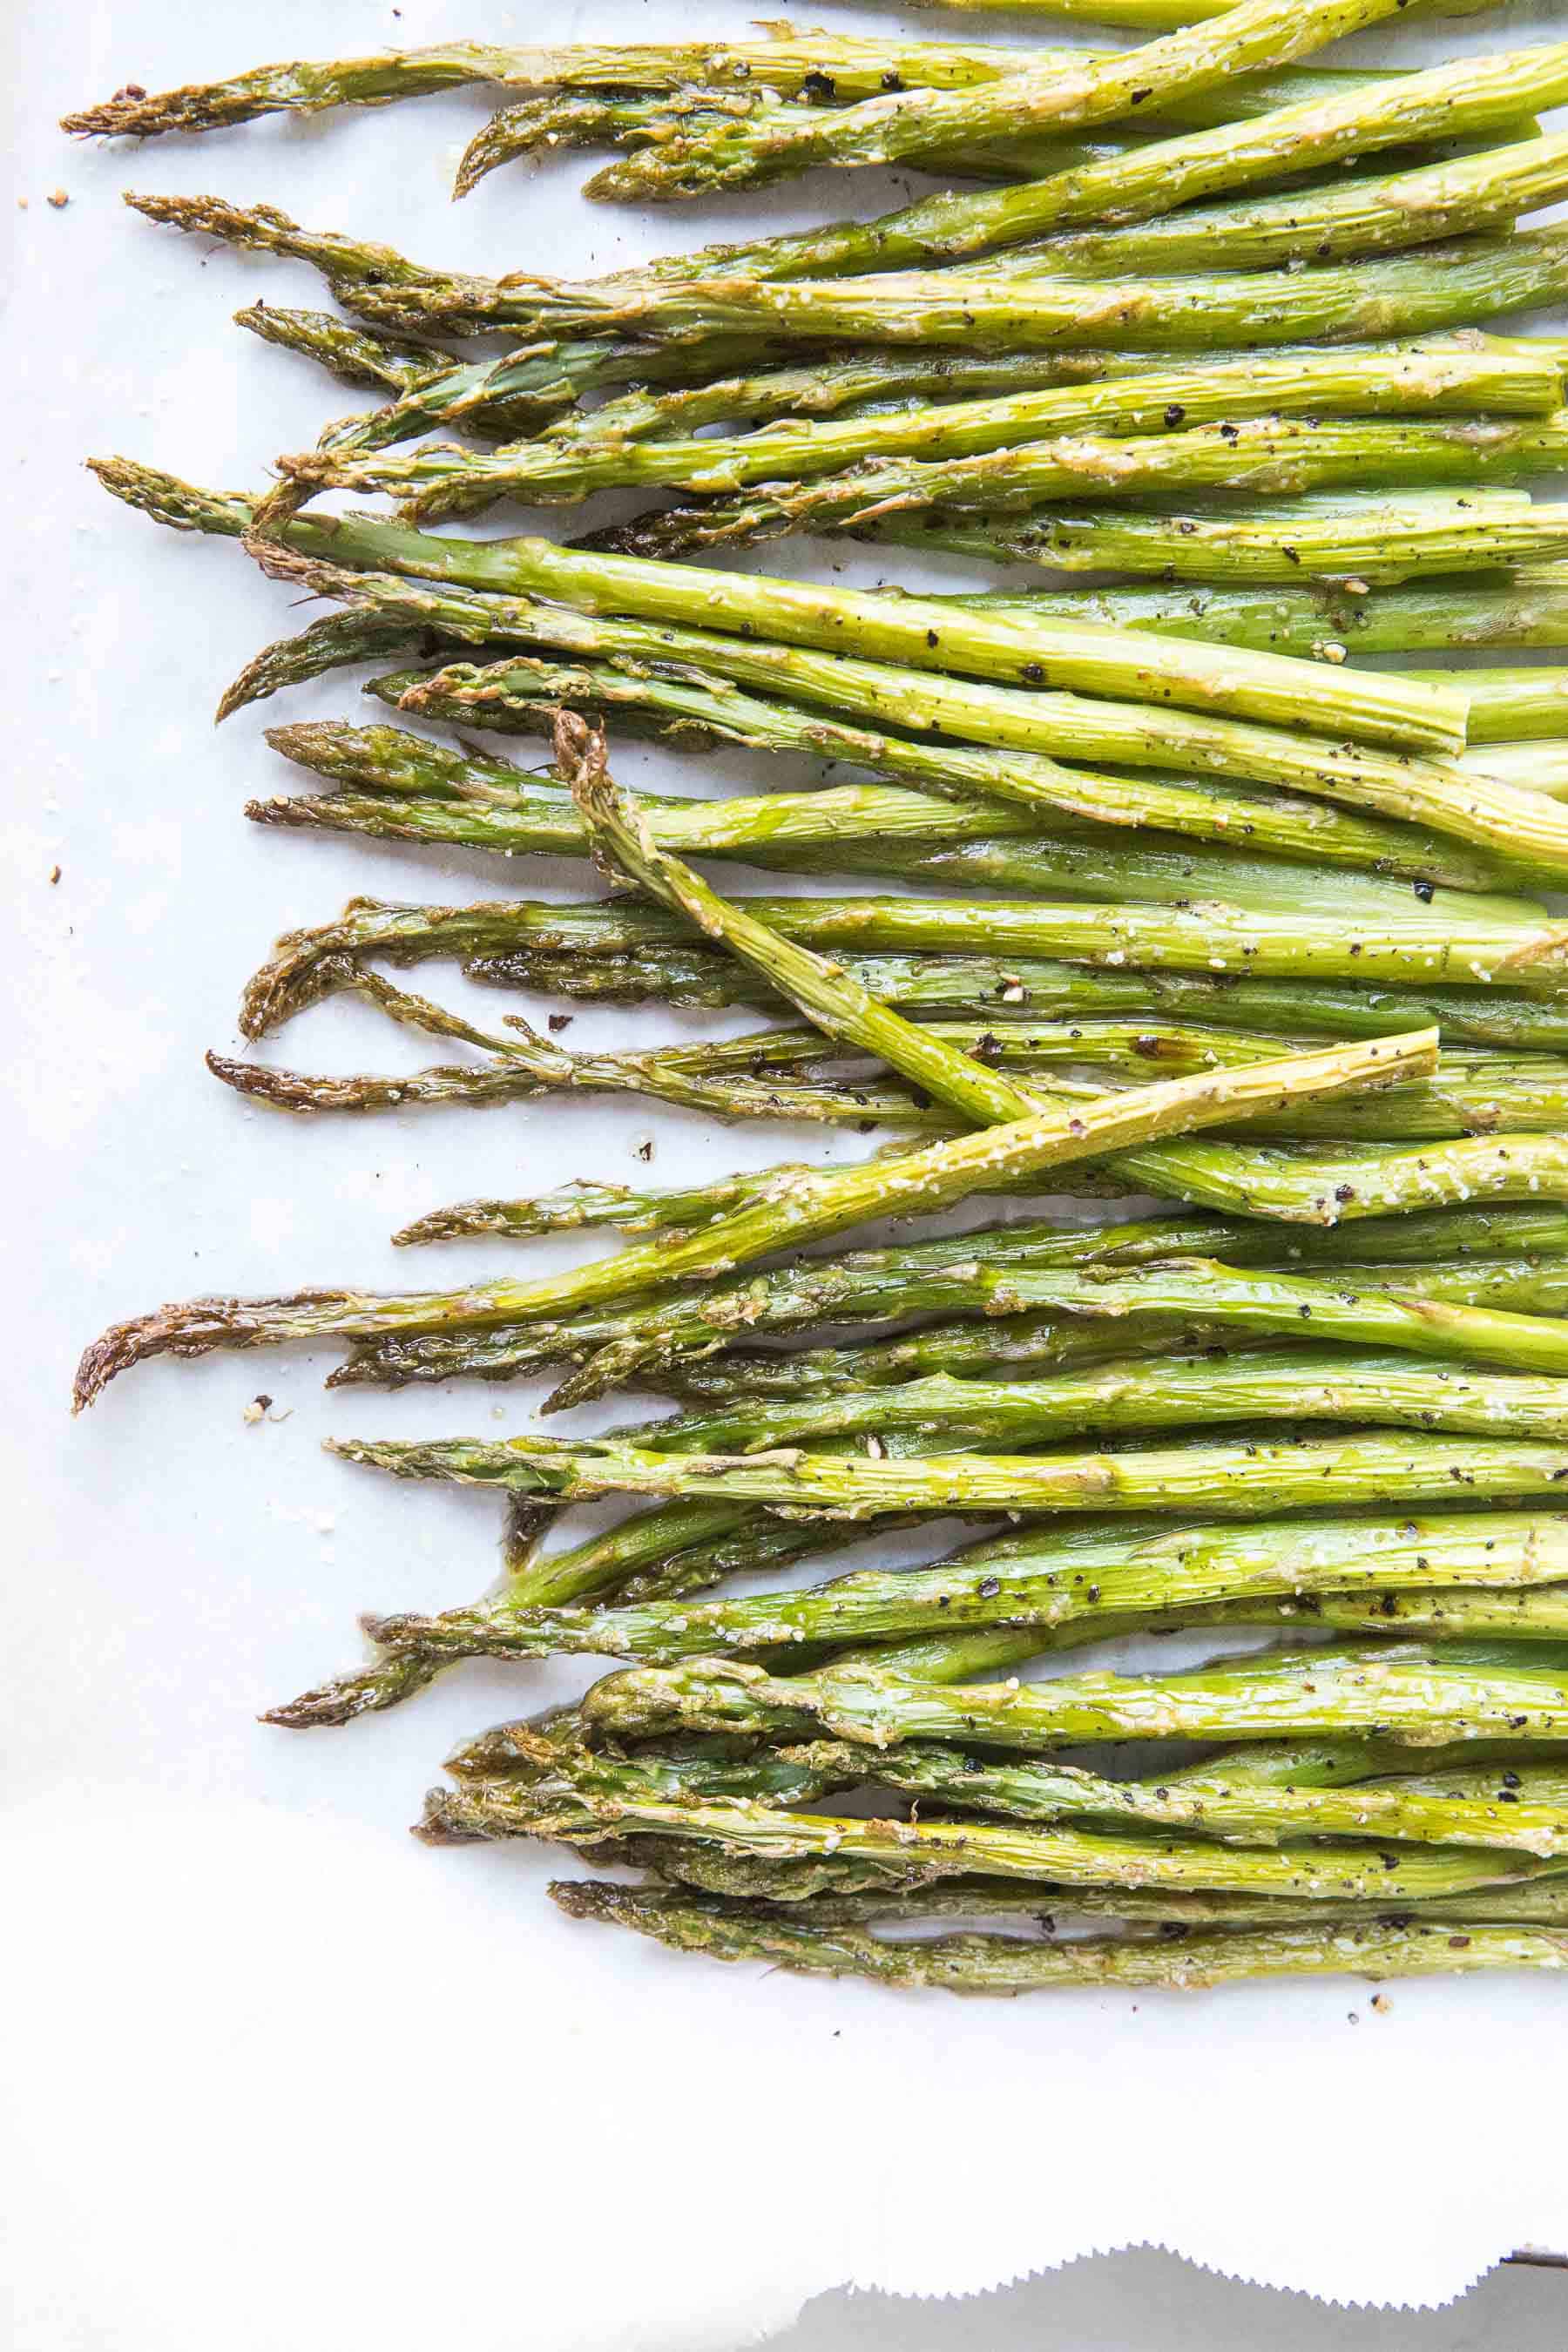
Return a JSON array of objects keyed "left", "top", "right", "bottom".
[
  {"left": 567, "top": 0, "right": 1473, "bottom": 199},
  {"left": 457, "top": 939, "right": 1568, "bottom": 1054},
  {"left": 1447, "top": 667, "right": 1568, "bottom": 745},
  {"left": 458, "top": 91, "right": 1465, "bottom": 199},
  {"left": 547, "top": 1881, "right": 1568, "bottom": 1991},
  {"left": 551, "top": 1731, "right": 1568, "bottom": 1859},
  {"left": 582, "top": 44, "right": 1568, "bottom": 281},
  {"left": 271, "top": 571, "right": 1568, "bottom": 866},
  {"left": 356, "top": 1504, "right": 1568, "bottom": 1677},
  {"left": 564, "top": 713, "right": 1058, "bottom": 1133},
  {"left": 858, "top": 502, "right": 1568, "bottom": 588},
  {"left": 633, "top": 1869, "right": 1568, "bottom": 1930},
  {"left": 349, "top": 1254, "right": 1568, "bottom": 1402},
  {"left": 91, "top": 465, "right": 1490, "bottom": 792},
  {"left": 233, "top": 304, "right": 446, "bottom": 395},
  {"left": 268, "top": 709, "right": 1511, "bottom": 890},
  {"left": 244, "top": 876, "right": 1568, "bottom": 1000},
  {"left": 579, "top": 1636, "right": 1568, "bottom": 1752},
  {"left": 298, "top": 347, "right": 1565, "bottom": 517},
  {"left": 310, "top": 226, "right": 1568, "bottom": 346},
  {"left": 986, "top": 1261, "right": 1568, "bottom": 1373},
  {"left": 605, "top": 412, "right": 1568, "bottom": 560},
  {"left": 239, "top": 537, "right": 1467, "bottom": 763},
  {"left": 976, "top": 127, "right": 1568, "bottom": 274},
  {"left": 116, "top": 47, "right": 1568, "bottom": 300},
  {"left": 71, "top": 1029, "right": 1437, "bottom": 1406},
  {"left": 64, "top": 34, "right": 1406, "bottom": 132},
  {"left": 440, "top": 1768, "right": 1550, "bottom": 1903}
]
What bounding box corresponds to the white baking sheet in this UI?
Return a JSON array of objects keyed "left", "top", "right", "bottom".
[{"left": 3, "top": 1, "right": 1568, "bottom": 2342}]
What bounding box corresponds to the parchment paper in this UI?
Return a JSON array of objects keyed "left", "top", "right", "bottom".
[{"left": 3, "top": 1, "right": 1566, "bottom": 2342}]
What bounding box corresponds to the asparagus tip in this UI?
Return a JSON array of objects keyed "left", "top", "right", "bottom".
[
  {"left": 72, "top": 1298, "right": 238, "bottom": 1411},
  {"left": 260, "top": 1655, "right": 429, "bottom": 1730}
]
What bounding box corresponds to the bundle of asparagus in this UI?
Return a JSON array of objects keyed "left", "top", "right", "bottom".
[{"left": 69, "top": 0, "right": 1568, "bottom": 1993}]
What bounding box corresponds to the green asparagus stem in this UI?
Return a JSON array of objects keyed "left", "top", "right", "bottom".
[
  {"left": 71, "top": 1028, "right": 1436, "bottom": 1406},
  {"left": 571, "top": 0, "right": 1470, "bottom": 199},
  {"left": 246, "top": 882, "right": 1568, "bottom": 1008},
  {"left": 329, "top": 1425, "right": 1568, "bottom": 1524},
  {"left": 988, "top": 1260, "right": 1568, "bottom": 1375},
  {"left": 547, "top": 1880, "right": 1568, "bottom": 1991},
  {"left": 605, "top": 413, "right": 1568, "bottom": 561},
  {"left": 66, "top": 34, "right": 1412, "bottom": 139},
  {"left": 324, "top": 226, "right": 1568, "bottom": 347},
  {"left": 442, "top": 1768, "right": 1551, "bottom": 1902},
  {"left": 565, "top": 1732, "right": 1568, "bottom": 1859},
  {"left": 356, "top": 1505, "right": 1568, "bottom": 1676},
  {"left": 975, "top": 128, "right": 1568, "bottom": 274},
  {"left": 250, "top": 777, "right": 1538, "bottom": 915},
  {"left": 299, "top": 347, "right": 1564, "bottom": 517},
  {"left": 640, "top": 1869, "right": 1568, "bottom": 1930},
  {"left": 268, "top": 709, "right": 1510, "bottom": 890},
  {"left": 92, "top": 466, "right": 1495, "bottom": 796},
  {"left": 1446, "top": 667, "right": 1568, "bottom": 745},
  {"left": 456, "top": 91, "right": 1455, "bottom": 200},
  {"left": 457, "top": 938, "right": 1568, "bottom": 1053},
  {"left": 857, "top": 499, "right": 1568, "bottom": 587},
  {"left": 351, "top": 1205, "right": 1568, "bottom": 1393},
  {"left": 563, "top": 44, "right": 1568, "bottom": 283},
  {"left": 380, "top": 1248, "right": 1568, "bottom": 1406},
  {"left": 579, "top": 1636, "right": 1568, "bottom": 1753},
  {"left": 239, "top": 537, "right": 1467, "bottom": 762},
  {"left": 562, "top": 715, "right": 1060, "bottom": 1131},
  {"left": 490, "top": 1348, "right": 1568, "bottom": 1464}
]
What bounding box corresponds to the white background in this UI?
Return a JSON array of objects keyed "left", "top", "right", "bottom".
[{"left": 3, "top": 2, "right": 1567, "bottom": 2345}]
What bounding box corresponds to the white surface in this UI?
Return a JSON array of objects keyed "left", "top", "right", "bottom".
[{"left": 3, "top": 3, "right": 1568, "bottom": 2346}]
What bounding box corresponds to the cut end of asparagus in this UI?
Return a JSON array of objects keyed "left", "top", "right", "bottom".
[{"left": 413, "top": 1788, "right": 489, "bottom": 1846}]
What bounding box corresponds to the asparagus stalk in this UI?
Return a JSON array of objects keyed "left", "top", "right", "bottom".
[
  {"left": 547, "top": 1347, "right": 1568, "bottom": 1457},
  {"left": 578, "top": 45, "right": 1568, "bottom": 281},
  {"left": 352, "top": 1254, "right": 1568, "bottom": 1402},
  {"left": 245, "top": 877, "right": 1568, "bottom": 1002},
  {"left": 547, "top": 1881, "right": 1568, "bottom": 1991},
  {"left": 115, "top": 47, "right": 1568, "bottom": 301},
  {"left": 579, "top": 1636, "right": 1568, "bottom": 1752},
  {"left": 238, "top": 537, "right": 1467, "bottom": 762},
  {"left": 357, "top": 1504, "right": 1568, "bottom": 1679},
  {"left": 564, "top": 713, "right": 1058, "bottom": 1133},
  {"left": 977, "top": 128, "right": 1568, "bottom": 274},
  {"left": 314, "top": 226, "right": 1568, "bottom": 346},
  {"left": 859, "top": 502, "right": 1568, "bottom": 588},
  {"left": 91, "top": 465, "right": 1490, "bottom": 791},
  {"left": 441, "top": 1768, "right": 1551, "bottom": 1903},
  {"left": 298, "top": 347, "right": 1565, "bottom": 517},
  {"left": 269, "top": 710, "right": 1510, "bottom": 891},
  {"left": 279, "top": 577, "right": 1568, "bottom": 868},
  {"left": 1447, "top": 667, "right": 1568, "bottom": 745},
  {"left": 65, "top": 35, "right": 1405, "bottom": 132},
  {"left": 458, "top": 939, "right": 1568, "bottom": 1054},
  {"left": 986, "top": 1261, "right": 1568, "bottom": 1373},
  {"left": 564, "top": 0, "right": 1473, "bottom": 199},
  {"left": 456, "top": 91, "right": 1438, "bottom": 199},
  {"left": 637, "top": 1870, "right": 1568, "bottom": 1930},
  {"left": 606, "top": 413, "right": 1568, "bottom": 560},
  {"left": 233, "top": 304, "right": 446, "bottom": 395},
  {"left": 71, "top": 1029, "right": 1436, "bottom": 1406},
  {"left": 554, "top": 1731, "right": 1568, "bottom": 1859}
]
